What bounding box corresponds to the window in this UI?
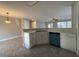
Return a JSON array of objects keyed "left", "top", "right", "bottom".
[
  {"left": 66, "top": 21, "right": 72, "bottom": 28},
  {"left": 46, "top": 21, "right": 72, "bottom": 28},
  {"left": 47, "top": 23, "right": 53, "bottom": 28},
  {"left": 57, "top": 21, "right": 72, "bottom": 28},
  {"left": 57, "top": 22, "right": 67, "bottom": 28}
]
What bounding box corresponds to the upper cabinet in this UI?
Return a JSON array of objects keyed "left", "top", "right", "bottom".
[
  {"left": 30, "top": 20, "right": 46, "bottom": 29},
  {"left": 60, "top": 33, "right": 76, "bottom": 52},
  {"left": 23, "top": 20, "right": 31, "bottom": 29},
  {"left": 23, "top": 20, "right": 46, "bottom": 29}
]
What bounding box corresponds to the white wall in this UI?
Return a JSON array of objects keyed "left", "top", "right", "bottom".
[
  {"left": 77, "top": 2, "right": 79, "bottom": 55},
  {"left": 72, "top": 2, "right": 79, "bottom": 55},
  {"left": 0, "top": 16, "right": 20, "bottom": 40}
]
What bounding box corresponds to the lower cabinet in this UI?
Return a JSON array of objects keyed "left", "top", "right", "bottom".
[
  {"left": 30, "top": 32, "right": 36, "bottom": 47},
  {"left": 48, "top": 32, "right": 76, "bottom": 52},
  {"left": 24, "top": 31, "right": 76, "bottom": 52},
  {"left": 23, "top": 32, "right": 49, "bottom": 49},
  {"left": 60, "top": 33, "right": 76, "bottom": 52},
  {"left": 36, "top": 32, "right": 48, "bottom": 45},
  {"left": 23, "top": 32, "right": 36, "bottom": 49},
  {"left": 23, "top": 33, "right": 30, "bottom": 49}
]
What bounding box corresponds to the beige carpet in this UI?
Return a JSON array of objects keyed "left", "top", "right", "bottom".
[
  {"left": 0, "top": 37, "right": 23, "bottom": 57},
  {"left": 0, "top": 37, "right": 77, "bottom": 57}
]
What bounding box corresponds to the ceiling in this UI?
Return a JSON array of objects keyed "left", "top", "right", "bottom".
[{"left": 0, "top": 1, "right": 74, "bottom": 22}]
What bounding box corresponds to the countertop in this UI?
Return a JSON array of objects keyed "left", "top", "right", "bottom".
[{"left": 23, "top": 28, "right": 76, "bottom": 34}]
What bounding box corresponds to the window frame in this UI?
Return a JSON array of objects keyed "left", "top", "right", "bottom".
[{"left": 46, "top": 20, "right": 72, "bottom": 28}]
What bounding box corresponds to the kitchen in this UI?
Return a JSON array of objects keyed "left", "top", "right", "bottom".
[{"left": 23, "top": 19, "right": 76, "bottom": 53}]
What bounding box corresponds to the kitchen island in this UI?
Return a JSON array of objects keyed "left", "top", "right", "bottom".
[{"left": 23, "top": 28, "right": 76, "bottom": 52}]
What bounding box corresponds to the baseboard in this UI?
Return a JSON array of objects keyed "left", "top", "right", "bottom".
[{"left": 0, "top": 35, "right": 23, "bottom": 41}]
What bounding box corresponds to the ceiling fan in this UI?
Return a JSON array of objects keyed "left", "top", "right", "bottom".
[
  {"left": 26, "top": 1, "right": 39, "bottom": 7},
  {"left": 50, "top": 17, "right": 58, "bottom": 23}
]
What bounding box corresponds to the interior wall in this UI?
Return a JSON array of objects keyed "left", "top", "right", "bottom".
[
  {"left": 0, "top": 15, "right": 21, "bottom": 40},
  {"left": 77, "top": 2, "right": 79, "bottom": 55},
  {"left": 72, "top": 2, "right": 79, "bottom": 55},
  {"left": 15, "top": 18, "right": 24, "bottom": 35}
]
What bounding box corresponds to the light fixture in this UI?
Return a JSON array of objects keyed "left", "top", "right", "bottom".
[
  {"left": 51, "top": 17, "right": 58, "bottom": 23},
  {"left": 52, "top": 18, "right": 58, "bottom": 22},
  {"left": 5, "top": 12, "right": 11, "bottom": 23}
]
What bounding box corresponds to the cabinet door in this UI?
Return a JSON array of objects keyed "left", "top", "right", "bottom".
[
  {"left": 23, "top": 33, "right": 30, "bottom": 49},
  {"left": 61, "top": 33, "right": 76, "bottom": 52},
  {"left": 36, "top": 32, "right": 42, "bottom": 44},
  {"left": 41, "top": 32, "right": 48, "bottom": 44},
  {"left": 30, "top": 32, "right": 36, "bottom": 47},
  {"left": 36, "top": 32, "right": 48, "bottom": 45}
]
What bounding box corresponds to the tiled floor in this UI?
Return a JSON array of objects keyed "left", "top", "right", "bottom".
[{"left": 0, "top": 37, "right": 78, "bottom": 57}]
